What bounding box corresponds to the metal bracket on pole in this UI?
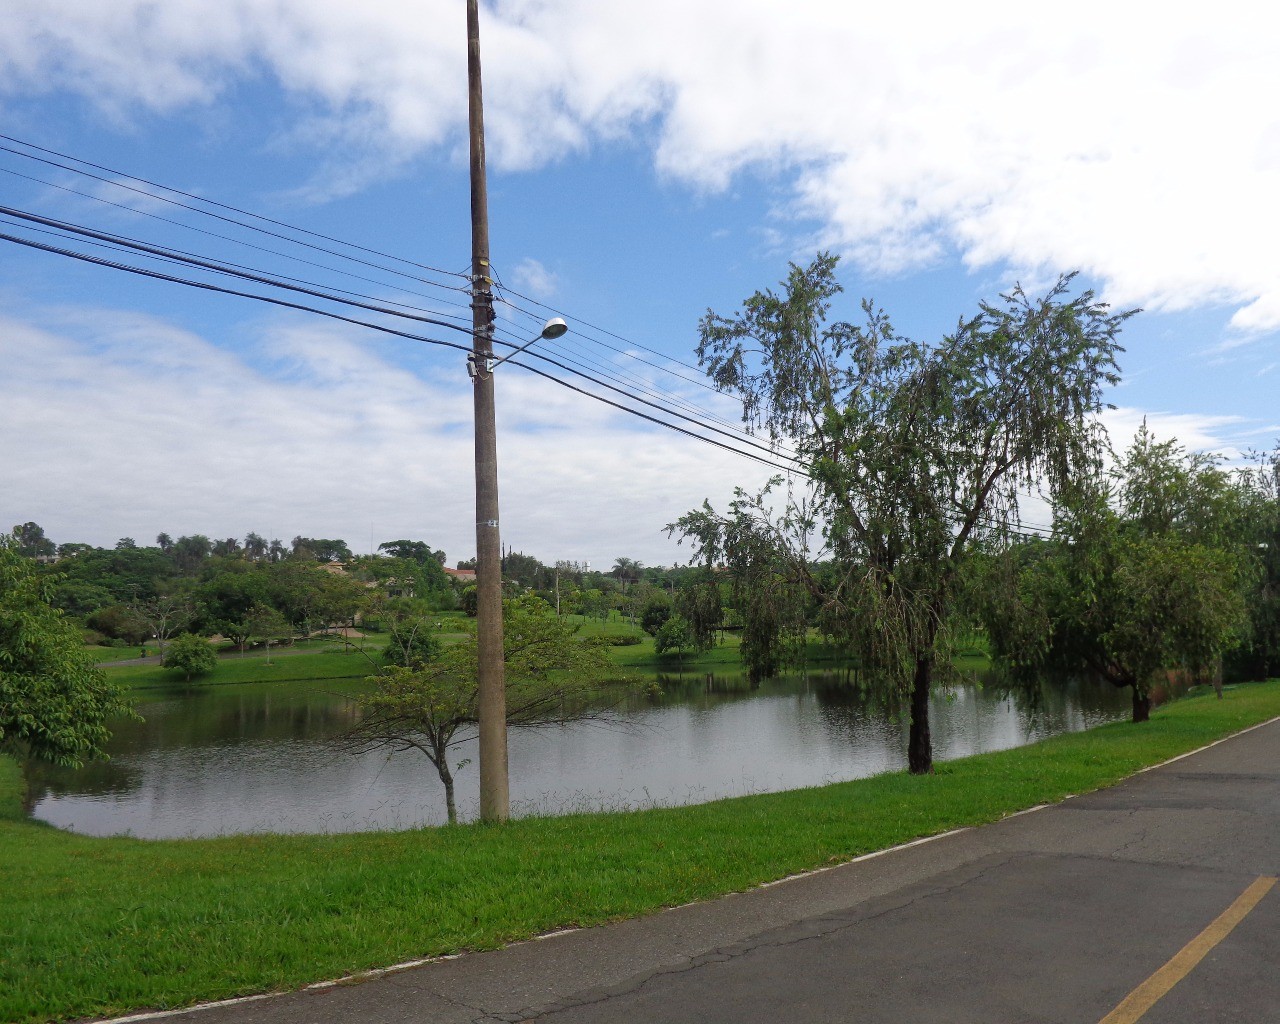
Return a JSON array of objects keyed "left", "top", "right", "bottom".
[{"left": 466, "top": 352, "right": 495, "bottom": 380}]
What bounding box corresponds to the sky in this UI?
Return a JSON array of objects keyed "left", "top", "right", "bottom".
[{"left": 1, "top": 1, "right": 1277, "bottom": 568}]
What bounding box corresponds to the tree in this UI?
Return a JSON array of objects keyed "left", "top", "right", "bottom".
[
  {"left": 640, "top": 596, "right": 672, "bottom": 636},
  {"left": 171, "top": 534, "right": 212, "bottom": 573},
  {"left": 1, "top": 539, "right": 135, "bottom": 767},
  {"left": 1231, "top": 442, "right": 1280, "bottom": 680},
  {"left": 674, "top": 255, "right": 1130, "bottom": 773},
  {"left": 653, "top": 614, "right": 695, "bottom": 656},
  {"left": 243, "top": 532, "right": 269, "bottom": 561},
  {"left": 134, "top": 591, "right": 195, "bottom": 651},
  {"left": 86, "top": 604, "right": 150, "bottom": 645},
  {"left": 382, "top": 619, "right": 443, "bottom": 669},
  {"left": 292, "top": 537, "right": 352, "bottom": 563},
  {"left": 983, "top": 429, "right": 1251, "bottom": 721},
  {"left": 342, "top": 595, "right": 621, "bottom": 823},
  {"left": 245, "top": 603, "right": 291, "bottom": 664},
  {"left": 611, "top": 557, "right": 643, "bottom": 590},
  {"left": 163, "top": 633, "right": 219, "bottom": 682},
  {"left": 197, "top": 562, "right": 268, "bottom": 650},
  {"left": 12, "top": 522, "right": 55, "bottom": 559}
]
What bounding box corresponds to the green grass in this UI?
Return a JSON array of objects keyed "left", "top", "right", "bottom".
[
  {"left": 103, "top": 645, "right": 382, "bottom": 689},
  {"left": 3, "top": 681, "right": 1278, "bottom": 1023},
  {"left": 85, "top": 644, "right": 154, "bottom": 662}
]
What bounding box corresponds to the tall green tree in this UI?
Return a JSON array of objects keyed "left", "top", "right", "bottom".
[
  {"left": 1, "top": 539, "right": 135, "bottom": 767},
  {"left": 676, "top": 255, "right": 1130, "bottom": 773},
  {"left": 12, "top": 522, "right": 55, "bottom": 559}
]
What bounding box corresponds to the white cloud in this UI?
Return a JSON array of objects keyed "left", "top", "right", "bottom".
[
  {"left": 0, "top": 304, "right": 770, "bottom": 564},
  {"left": 509, "top": 257, "right": 558, "bottom": 300},
  {"left": 3, "top": 2, "right": 1279, "bottom": 334}
]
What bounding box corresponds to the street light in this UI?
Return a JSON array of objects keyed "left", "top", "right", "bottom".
[{"left": 468, "top": 318, "right": 569, "bottom": 378}]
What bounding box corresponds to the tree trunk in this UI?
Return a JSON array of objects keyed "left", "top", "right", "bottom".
[
  {"left": 1131, "top": 685, "right": 1151, "bottom": 723},
  {"left": 437, "top": 760, "right": 458, "bottom": 825},
  {"left": 908, "top": 656, "right": 933, "bottom": 774}
]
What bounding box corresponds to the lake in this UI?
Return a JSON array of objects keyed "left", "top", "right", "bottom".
[{"left": 26, "top": 669, "right": 1134, "bottom": 837}]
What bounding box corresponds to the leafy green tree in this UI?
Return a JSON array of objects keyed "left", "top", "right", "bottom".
[
  {"left": 677, "top": 571, "right": 724, "bottom": 650},
  {"left": 502, "top": 550, "right": 547, "bottom": 589},
  {"left": 85, "top": 604, "right": 150, "bottom": 645},
  {"left": 983, "top": 429, "right": 1252, "bottom": 720},
  {"left": 242, "top": 533, "right": 269, "bottom": 561},
  {"left": 134, "top": 590, "right": 195, "bottom": 652},
  {"left": 291, "top": 537, "right": 352, "bottom": 563},
  {"left": 378, "top": 539, "right": 445, "bottom": 564},
  {"left": 383, "top": 619, "right": 443, "bottom": 669},
  {"left": 1, "top": 540, "right": 135, "bottom": 767},
  {"left": 171, "top": 535, "right": 212, "bottom": 573},
  {"left": 45, "top": 544, "right": 176, "bottom": 613},
  {"left": 640, "top": 597, "right": 672, "bottom": 636},
  {"left": 163, "top": 633, "right": 219, "bottom": 682},
  {"left": 343, "top": 595, "right": 620, "bottom": 823},
  {"left": 1231, "top": 442, "right": 1280, "bottom": 680},
  {"left": 245, "top": 603, "right": 291, "bottom": 664},
  {"left": 460, "top": 585, "right": 478, "bottom": 617},
  {"left": 653, "top": 614, "right": 695, "bottom": 656},
  {"left": 12, "top": 522, "right": 55, "bottom": 559},
  {"left": 676, "top": 255, "right": 1130, "bottom": 772}
]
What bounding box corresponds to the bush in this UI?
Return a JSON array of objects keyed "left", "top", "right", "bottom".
[{"left": 599, "top": 634, "right": 643, "bottom": 646}]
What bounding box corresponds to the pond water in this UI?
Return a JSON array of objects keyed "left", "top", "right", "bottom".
[{"left": 27, "top": 670, "right": 1134, "bottom": 838}]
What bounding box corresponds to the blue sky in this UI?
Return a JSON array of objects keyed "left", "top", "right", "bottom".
[{"left": 2, "top": 1, "right": 1277, "bottom": 567}]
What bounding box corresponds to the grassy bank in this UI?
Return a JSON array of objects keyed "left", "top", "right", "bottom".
[
  {"left": 2, "top": 681, "right": 1277, "bottom": 1023},
  {"left": 102, "top": 644, "right": 382, "bottom": 689}
]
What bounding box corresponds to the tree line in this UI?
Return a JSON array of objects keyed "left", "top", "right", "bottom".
[{"left": 668, "top": 255, "right": 1280, "bottom": 774}]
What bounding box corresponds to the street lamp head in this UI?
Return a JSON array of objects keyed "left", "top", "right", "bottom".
[{"left": 540, "top": 317, "right": 569, "bottom": 340}]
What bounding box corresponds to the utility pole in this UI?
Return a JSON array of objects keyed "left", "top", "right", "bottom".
[{"left": 466, "top": 0, "right": 509, "bottom": 822}]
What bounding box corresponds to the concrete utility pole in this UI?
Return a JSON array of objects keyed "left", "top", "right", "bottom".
[{"left": 466, "top": 0, "right": 509, "bottom": 822}]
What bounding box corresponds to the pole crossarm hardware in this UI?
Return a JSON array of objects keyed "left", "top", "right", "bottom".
[{"left": 468, "top": 317, "right": 568, "bottom": 379}]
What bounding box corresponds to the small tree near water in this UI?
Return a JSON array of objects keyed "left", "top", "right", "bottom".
[{"left": 342, "top": 595, "right": 623, "bottom": 824}]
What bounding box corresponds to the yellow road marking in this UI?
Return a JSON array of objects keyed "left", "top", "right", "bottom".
[{"left": 1099, "top": 875, "right": 1277, "bottom": 1024}]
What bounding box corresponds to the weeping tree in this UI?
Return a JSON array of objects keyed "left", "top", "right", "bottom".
[
  {"left": 674, "top": 254, "right": 1131, "bottom": 773},
  {"left": 341, "top": 595, "right": 624, "bottom": 823},
  {"left": 981, "top": 427, "right": 1252, "bottom": 720}
]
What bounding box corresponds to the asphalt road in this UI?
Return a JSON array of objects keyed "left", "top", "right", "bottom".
[{"left": 106, "top": 717, "right": 1279, "bottom": 1024}]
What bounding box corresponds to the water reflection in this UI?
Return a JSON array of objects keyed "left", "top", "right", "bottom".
[{"left": 28, "top": 670, "right": 1133, "bottom": 838}]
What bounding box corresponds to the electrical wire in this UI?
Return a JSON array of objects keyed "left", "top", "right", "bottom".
[
  {"left": 0, "top": 204, "right": 478, "bottom": 339},
  {"left": 0, "top": 134, "right": 471, "bottom": 285},
  {"left": 0, "top": 139, "right": 1064, "bottom": 541},
  {"left": 0, "top": 164, "right": 477, "bottom": 322}
]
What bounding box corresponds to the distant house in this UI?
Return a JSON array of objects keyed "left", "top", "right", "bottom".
[{"left": 443, "top": 566, "right": 477, "bottom": 583}]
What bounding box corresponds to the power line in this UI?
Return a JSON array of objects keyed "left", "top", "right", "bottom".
[
  {"left": 0, "top": 134, "right": 471, "bottom": 285},
  {"left": 0, "top": 227, "right": 811, "bottom": 478},
  {"left": 0, "top": 164, "right": 477, "bottom": 321},
  {"left": 0, "top": 204, "right": 479, "bottom": 339}
]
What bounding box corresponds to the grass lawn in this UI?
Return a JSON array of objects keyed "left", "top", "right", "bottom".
[
  {"left": 2, "top": 679, "right": 1277, "bottom": 1023},
  {"left": 103, "top": 644, "right": 383, "bottom": 689}
]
